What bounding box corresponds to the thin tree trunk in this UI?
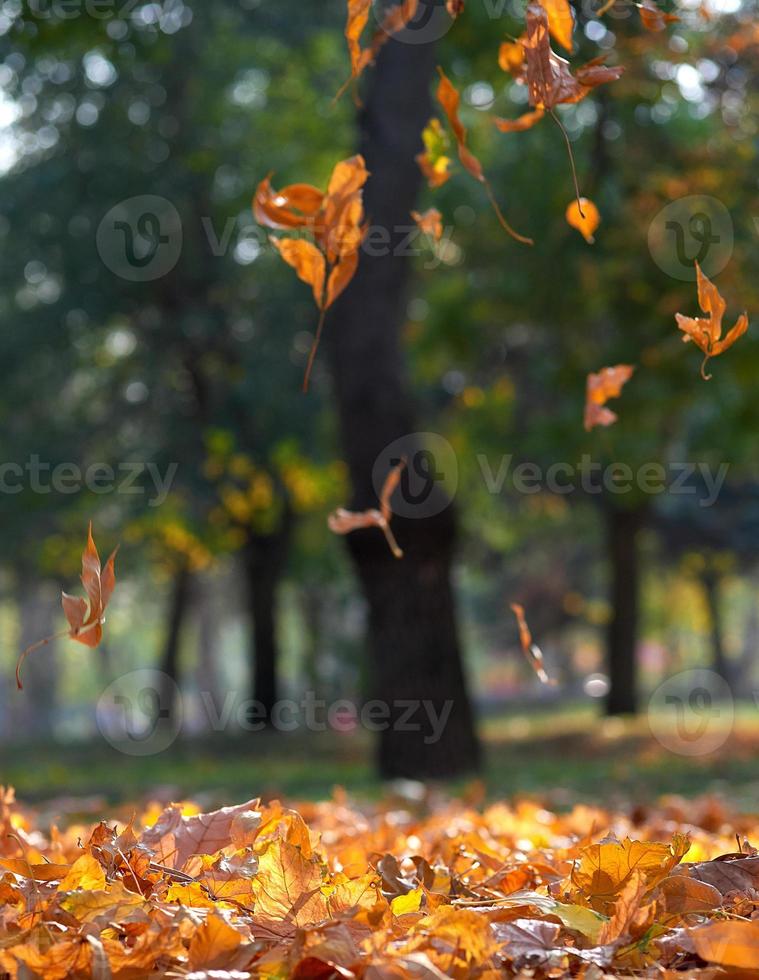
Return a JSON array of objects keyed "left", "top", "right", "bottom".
[
  {"left": 159, "top": 563, "right": 192, "bottom": 721},
  {"left": 703, "top": 569, "right": 732, "bottom": 688},
  {"left": 242, "top": 515, "right": 292, "bottom": 721},
  {"left": 326, "top": 37, "right": 480, "bottom": 779},
  {"left": 605, "top": 506, "right": 643, "bottom": 716}
]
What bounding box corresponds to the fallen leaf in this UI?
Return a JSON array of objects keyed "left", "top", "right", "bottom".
[{"left": 693, "top": 920, "right": 759, "bottom": 969}]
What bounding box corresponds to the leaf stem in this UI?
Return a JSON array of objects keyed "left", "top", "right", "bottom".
[
  {"left": 15, "top": 629, "right": 69, "bottom": 690},
  {"left": 483, "top": 180, "right": 533, "bottom": 246},
  {"left": 550, "top": 109, "right": 585, "bottom": 219},
  {"left": 303, "top": 304, "right": 328, "bottom": 394}
]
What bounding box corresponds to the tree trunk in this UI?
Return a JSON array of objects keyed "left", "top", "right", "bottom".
[
  {"left": 242, "top": 515, "right": 292, "bottom": 721},
  {"left": 605, "top": 506, "right": 643, "bottom": 716},
  {"left": 159, "top": 563, "right": 192, "bottom": 721},
  {"left": 703, "top": 569, "right": 732, "bottom": 688},
  {"left": 326, "top": 36, "right": 480, "bottom": 779}
]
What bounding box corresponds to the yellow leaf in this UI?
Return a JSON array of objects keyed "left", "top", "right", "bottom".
[{"left": 391, "top": 886, "right": 424, "bottom": 916}]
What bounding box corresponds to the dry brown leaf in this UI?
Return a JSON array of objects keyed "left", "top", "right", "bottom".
[
  {"left": 675, "top": 261, "right": 749, "bottom": 380},
  {"left": 16, "top": 523, "right": 117, "bottom": 690},
  {"left": 328, "top": 458, "right": 406, "bottom": 559}
]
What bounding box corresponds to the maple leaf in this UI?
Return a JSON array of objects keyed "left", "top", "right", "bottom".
[
  {"left": 328, "top": 458, "right": 406, "bottom": 559},
  {"left": 510, "top": 603, "right": 555, "bottom": 685},
  {"left": 15, "top": 523, "right": 117, "bottom": 690},
  {"left": 254, "top": 155, "right": 369, "bottom": 391},
  {"left": 675, "top": 261, "right": 749, "bottom": 380},
  {"left": 584, "top": 364, "right": 634, "bottom": 432},
  {"left": 433, "top": 68, "right": 533, "bottom": 245}
]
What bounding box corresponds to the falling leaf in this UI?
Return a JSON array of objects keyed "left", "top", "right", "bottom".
[
  {"left": 433, "top": 68, "right": 532, "bottom": 244},
  {"left": 566, "top": 197, "right": 601, "bottom": 243},
  {"left": 638, "top": 1, "right": 679, "bottom": 31},
  {"left": 675, "top": 261, "right": 749, "bottom": 380},
  {"left": 495, "top": 5, "right": 622, "bottom": 212},
  {"left": 543, "top": 0, "right": 575, "bottom": 51},
  {"left": 446, "top": 0, "right": 465, "bottom": 16},
  {"left": 510, "top": 603, "right": 555, "bottom": 685},
  {"left": 498, "top": 37, "right": 526, "bottom": 75},
  {"left": 584, "top": 364, "right": 634, "bottom": 431},
  {"left": 271, "top": 238, "right": 326, "bottom": 308},
  {"left": 328, "top": 459, "right": 406, "bottom": 559},
  {"left": 15, "top": 523, "right": 117, "bottom": 690},
  {"left": 411, "top": 208, "right": 444, "bottom": 243},
  {"left": 339, "top": 0, "right": 420, "bottom": 98},
  {"left": 254, "top": 155, "right": 369, "bottom": 391}
]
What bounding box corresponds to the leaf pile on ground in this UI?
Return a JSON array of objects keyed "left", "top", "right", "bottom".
[{"left": 2, "top": 786, "right": 759, "bottom": 977}]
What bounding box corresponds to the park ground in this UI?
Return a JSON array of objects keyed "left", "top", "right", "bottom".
[{"left": 3, "top": 702, "right": 757, "bottom": 812}]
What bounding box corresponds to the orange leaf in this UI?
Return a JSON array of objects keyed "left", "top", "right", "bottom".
[
  {"left": 435, "top": 68, "right": 532, "bottom": 245},
  {"left": 253, "top": 176, "right": 324, "bottom": 231},
  {"left": 325, "top": 249, "right": 360, "bottom": 309},
  {"left": 411, "top": 208, "right": 444, "bottom": 242},
  {"left": 494, "top": 108, "right": 545, "bottom": 133},
  {"left": 543, "top": 0, "right": 575, "bottom": 51},
  {"left": 498, "top": 37, "right": 526, "bottom": 76},
  {"left": 566, "top": 197, "right": 600, "bottom": 243},
  {"left": 584, "top": 364, "right": 634, "bottom": 431},
  {"left": 16, "top": 524, "right": 117, "bottom": 690},
  {"left": 693, "top": 921, "right": 759, "bottom": 969},
  {"left": 270, "top": 237, "right": 326, "bottom": 308},
  {"left": 510, "top": 603, "right": 555, "bottom": 685},
  {"left": 675, "top": 262, "right": 749, "bottom": 379}
]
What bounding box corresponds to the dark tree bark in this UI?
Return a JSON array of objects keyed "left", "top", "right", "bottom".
[
  {"left": 605, "top": 505, "right": 644, "bottom": 716},
  {"left": 160, "top": 563, "right": 192, "bottom": 721},
  {"left": 242, "top": 514, "right": 292, "bottom": 721},
  {"left": 702, "top": 569, "right": 732, "bottom": 687},
  {"left": 325, "top": 37, "right": 480, "bottom": 779}
]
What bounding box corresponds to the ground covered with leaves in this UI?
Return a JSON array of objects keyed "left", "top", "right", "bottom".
[{"left": 3, "top": 788, "right": 759, "bottom": 977}]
